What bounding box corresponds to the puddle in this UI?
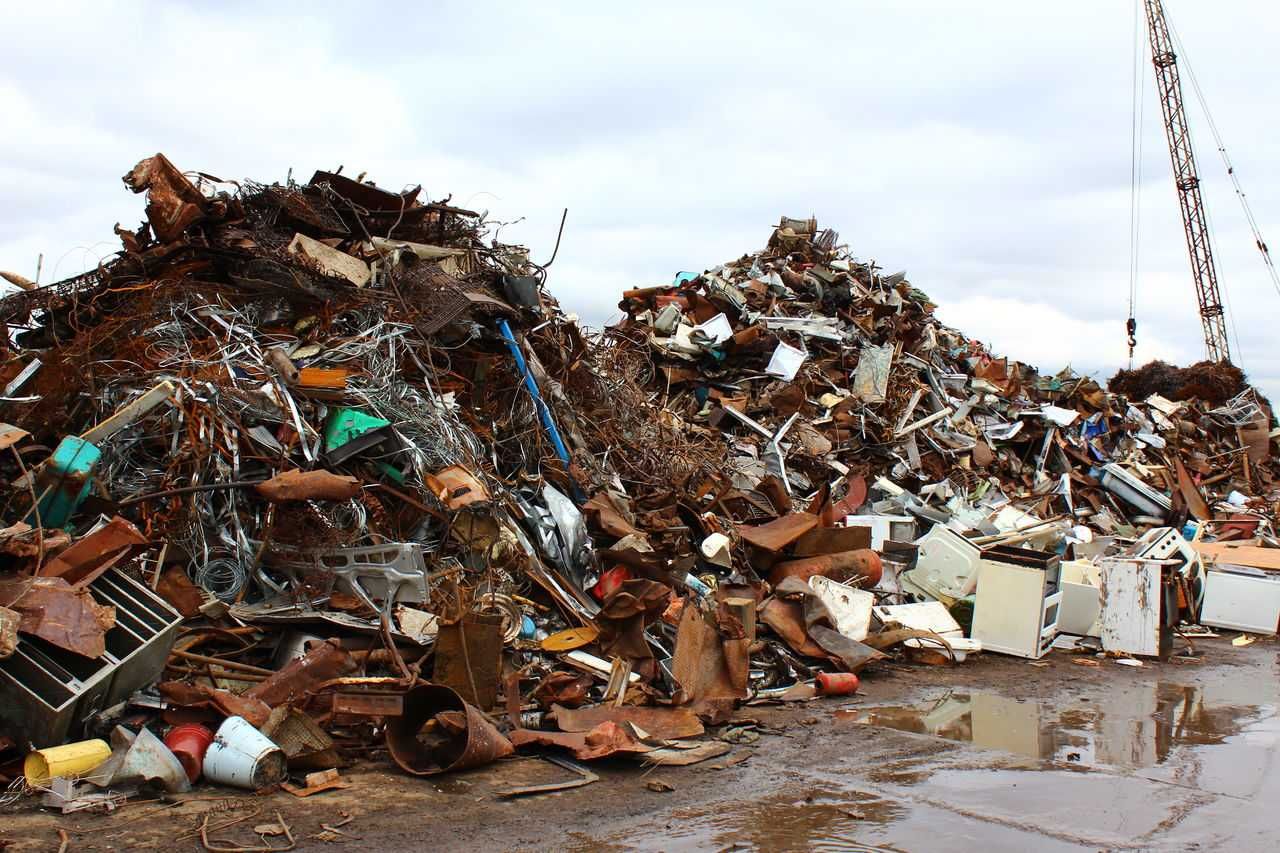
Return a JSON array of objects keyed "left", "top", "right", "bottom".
[
  {"left": 657, "top": 789, "right": 908, "bottom": 853},
  {"left": 580, "top": 673, "right": 1280, "bottom": 852},
  {"left": 836, "top": 681, "right": 1272, "bottom": 770}
]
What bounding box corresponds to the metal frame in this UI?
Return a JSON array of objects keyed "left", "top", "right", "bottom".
[{"left": 1144, "top": 0, "right": 1231, "bottom": 362}]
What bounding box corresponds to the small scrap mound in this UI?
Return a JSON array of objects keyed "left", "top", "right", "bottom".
[{"left": 1108, "top": 360, "right": 1249, "bottom": 407}]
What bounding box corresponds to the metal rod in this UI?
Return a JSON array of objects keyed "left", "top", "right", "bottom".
[{"left": 497, "top": 319, "right": 572, "bottom": 468}]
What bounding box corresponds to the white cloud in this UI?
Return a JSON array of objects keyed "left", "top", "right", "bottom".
[{"left": 2, "top": 0, "right": 1278, "bottom": 402}]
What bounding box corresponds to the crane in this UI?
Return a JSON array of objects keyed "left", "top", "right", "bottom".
[{"left": 1141, "top": 0, "right": 1231, "bottom": 363}]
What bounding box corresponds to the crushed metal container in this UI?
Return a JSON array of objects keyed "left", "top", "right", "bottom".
[{"left": 0, "top": 568, "right": 182, "bottom": 748}]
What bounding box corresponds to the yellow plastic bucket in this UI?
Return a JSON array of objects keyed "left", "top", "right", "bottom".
[{"left": 24, "top": 739, "right": 112, "bottom": 786}]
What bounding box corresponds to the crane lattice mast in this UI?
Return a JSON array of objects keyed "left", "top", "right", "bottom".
[{"left": 1143, "top": 0, "right": 1231, "bottom": 363}]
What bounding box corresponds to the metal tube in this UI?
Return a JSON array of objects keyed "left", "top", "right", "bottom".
[{"left": 497, "top": 319, "right": 572, "bottom": 468}]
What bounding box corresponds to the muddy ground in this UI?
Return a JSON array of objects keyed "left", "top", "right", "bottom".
[{"left": 2, "top": 636, "right": 1277, "bottom": 852}]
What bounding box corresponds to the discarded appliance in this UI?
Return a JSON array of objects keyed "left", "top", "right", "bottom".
[
  {"left": 971, "top": 545, "right": 1061, "bottom": 659},
  {"left": 1099, "top": 557, "right": 1178, "bottom": 659},
  {"left": 844, "top": 515, "right": 915, "bottom": 551},
  {"left": 1099, "top": 464, "right": 1173, "bottom": 520},
  {"left": 902, "top": 524, "right": 981, "bottom": 603},
  {"left": 1057, "top": 560, "right": 1103, "bottom": 637},
  {"left": 0, "top": 569, "right": 182, "bottom": 747},
  {"left": 1200, "top": 567, "right": 1280, "bottom": 635}
]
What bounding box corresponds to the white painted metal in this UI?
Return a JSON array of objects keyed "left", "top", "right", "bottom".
[
  {"left": 873, "top": 601, "right": 963, "bottom": 638},
  {"left": 972, "top": 556, "right": 1061, "bottom": 659},
  {"left": 908, "top": 525, "right": 981, "bottom": 600},
  {"left": 844, "top": 515, "right": 914, "bottom": 550},
  {"left": 1058, "top": 560, "right": 1103, "bottom": 637},
  {"left": 809, "top": 576, "right": 874, "bottom": 641},
  {"left": 1201, "top": 568, "right": 1280, "bottom": 635},
  {"left": 1099, "top": 557, "right": 1168, "bottom": 657}
]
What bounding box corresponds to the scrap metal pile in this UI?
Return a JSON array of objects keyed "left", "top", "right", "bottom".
[{"left": 1, "top": 162, "right": 1278, "bottom": 813}]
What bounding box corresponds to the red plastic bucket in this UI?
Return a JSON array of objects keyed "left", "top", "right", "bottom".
[
  {"left": 816, "top": 672, "right": 860, "bottom": 696},
  {"left": 165, "top": 723, "right": 215, "bottom": 782}
]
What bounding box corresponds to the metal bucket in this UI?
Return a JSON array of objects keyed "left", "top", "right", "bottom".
[
  {"left": 385, "top": 683, "right": 513, "bottom": 776},
  {"left": 202, "top": 716, "right": 286, "bottom": 789}
]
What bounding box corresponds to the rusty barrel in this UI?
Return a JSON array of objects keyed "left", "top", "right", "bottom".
[{"left": 385, "top": 683, "right": 513, "bottom": 776}]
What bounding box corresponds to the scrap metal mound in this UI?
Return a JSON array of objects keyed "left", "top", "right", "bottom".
[
  {"left": 0, "top": 162, "right": 1278, "bottom": 806},
  {"left": 1109, "top": 360, "right": 1250, "bottom": 407}
]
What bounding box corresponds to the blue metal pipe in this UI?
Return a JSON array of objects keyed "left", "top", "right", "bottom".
[{"left": 497, "top": 319, "right": 573, "bottom": 467}]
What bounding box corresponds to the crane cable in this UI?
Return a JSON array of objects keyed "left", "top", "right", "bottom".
[
  {"left": 1126, "top": 0, "right": 1146, "bottom": 366},
  {"left": 1172, "top": 8, "right": 1280, "bottom": 368}
]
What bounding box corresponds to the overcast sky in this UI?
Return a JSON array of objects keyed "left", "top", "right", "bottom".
[{"left": 3, "top": 1, "right": 1278, "bottom": 401}]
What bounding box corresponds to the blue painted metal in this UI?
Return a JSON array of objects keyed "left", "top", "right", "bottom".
[
  {"left": 497, "top": 319, "right": 572, "bottom": 468},
  {"left": 31, "top": 436, "right": 101, "bottom": 529}
]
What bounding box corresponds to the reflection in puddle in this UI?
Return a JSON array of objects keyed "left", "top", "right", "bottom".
[
  {"left": 838, "top": 682, "right": 1269, "bottom": 769},
  {"left": 662, "top": 789, "right": 906, "bottom": 853}
]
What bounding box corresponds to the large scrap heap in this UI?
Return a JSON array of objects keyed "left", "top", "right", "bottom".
[
  {"left": 612, "top": 215, "right": 1276, "bottom": 543},
  {"left": 0, "top": 159, "right": 1277, "bottom": 804}
]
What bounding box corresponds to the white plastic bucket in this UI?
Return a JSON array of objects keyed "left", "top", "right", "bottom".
[{"left": 202, "top": 716, "right": 286, "bottom": 789}]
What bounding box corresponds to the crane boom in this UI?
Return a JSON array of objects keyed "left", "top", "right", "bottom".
[{"left": 1143, "top": 0, "right": 1231, "bottom": 363}]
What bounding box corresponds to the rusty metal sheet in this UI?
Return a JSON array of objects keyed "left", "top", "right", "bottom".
[
  {"left": 596, "top": 578, "right": 671, "bottom": 664},
  {"left": 433, "top": 613, "right": 503, "bottom": 709},
  {"left": 792, "top": 525, "right": 872, "bottom": 557},
  {"left": 1174, "top": 456, "right": 1212, "bottom": 522},
  {"left": 672, "top": 601, "right": 747, "bottom": 724},
  {"left": 204, "top": 688, "right": 272, "bottom": 728},
  {"left": 38, "top": 516, "right": 148, "bottom": 588},
  {"left": 531, "top": 672, "right": 593, "bottom": 709},
  {"left": 331, "top": 692, "right": 405, "bottom": 718},
  {"left": 155, "top": 566, "right": 206, "bottom": 618},
  {"left": 0, "top": 576, "right": 115, "bottom": 658},
  {"left": 552, "top": 704, "right": 704, "bottom": 740},
  {"left": 508, "top": 721, "right": 652, "bottom": 760},
  {"left": 738, "top": 512, "right": 819, "bottom": 553},
  {"left": 158, "top": 681, "right": 272, "bottom": 726},
  {"left": 1239, "top": 413, "right": 1272, "bottom": 464},
  {"left": 309, "top": 170, "right": 420, "bottom": 212},
  {"left": 772, "top": 576, "right": 886, "bottom": 673},
  {"left": 122, "top": 153, "right": 207, "bottom": 242},
  {"left": 281, "top": 768, "right": 349, "bottom": 797},
  {"left": 582, "top": 492, "right": 641, "bottom": 539},
  {"left": 823, "top": 474, "right": 869, "bottom": 525},
  {"left": 248, "top": 639, "right": 358, "bottom": 707}
]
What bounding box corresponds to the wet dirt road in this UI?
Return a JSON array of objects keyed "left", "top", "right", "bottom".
[{"left": 4, "top": 637, "right": 1277, "bottom": 851}]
